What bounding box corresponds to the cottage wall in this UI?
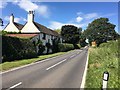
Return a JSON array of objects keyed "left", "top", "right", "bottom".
[
  {"left": 21, "top": 22, "right": 40, "bottom": 33},
  {"left": 31, "top": 33, "right": 54, "bottom": 54},
  {"left": 4, "top": 23, "right": 20, "bottom": 32}
]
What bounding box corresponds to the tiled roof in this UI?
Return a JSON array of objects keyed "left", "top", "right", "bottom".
[
  {"left": 6, "top": 34, "right": 39, "bottom": 38},
  {"left": 34, "top": 22, "right": 60, "bottom": 37},
  {"left": 14, "top": 22, "right": 24, "bottom": 30},
  {"left": 5, "top": 21, "right": 60, "bottom": 37}
]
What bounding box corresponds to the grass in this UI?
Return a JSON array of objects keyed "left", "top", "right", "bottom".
[
  {"left": 85, "top": 40, "right": 119, "bottom": 88},
  {"left": 0, "top": 51, "right": 71, "bottom": 71}
]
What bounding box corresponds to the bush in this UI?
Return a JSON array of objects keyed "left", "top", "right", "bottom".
[
  {"left": 46, "top": 42, "right": 52, "bottom": 54},
  {"left": 38, "top": 44, "right": 45, "bottom": 55},
  {"left": 58, "top": 43, "right": 74, "bottom": 52},
  {"left": 2, "top": 36, "right": 37, "bottom": 62},
  {"left": 73, "top": 44, "right": 81, "bottom": 49}
]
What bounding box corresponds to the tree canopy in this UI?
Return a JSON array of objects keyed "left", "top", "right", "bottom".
[
  {"left": 61, "top": 25, "right": 82, "bottom": 44},
  {"left": 83, "top": 18, "right": 118, "bottom": 46},
  {"left": 55, "top": 29, "right": 61, "bottom": 34}
]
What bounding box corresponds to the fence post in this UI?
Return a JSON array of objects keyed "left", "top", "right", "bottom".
[{"left": 102, "top": 71, "right": 109, "bottom": 90}]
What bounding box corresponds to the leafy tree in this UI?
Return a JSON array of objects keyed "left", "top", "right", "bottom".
[
  {"left": 55, "top": 29, "right": 61, "bottom": 34},
  {"left": 79, "top": 31, "right": 88, "bottom": 47},
  {"left": 61, "top": 25, "right": 82, "bottom": 44},
  {"left": 84, "top": 18, "right": 118, "bottom": 46}
]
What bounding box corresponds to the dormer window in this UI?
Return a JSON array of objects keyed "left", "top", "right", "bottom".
[{"left": 43, "top": 33, "right": 46, "bottom": 39}]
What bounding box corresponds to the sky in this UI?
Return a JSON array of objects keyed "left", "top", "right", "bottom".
[{"left": 0, "top": 0, "right": 119, "bottom": 33}]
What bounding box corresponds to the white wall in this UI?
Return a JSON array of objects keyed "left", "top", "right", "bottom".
[
  {"left": 4, "top": 23, "right": 20, "bottom": 32},
  {"left": 21, "top": 22, "right": 40, "bottom": 33},
  {"left": 31, "top": 33, "right": 53, "bottom": 54}
]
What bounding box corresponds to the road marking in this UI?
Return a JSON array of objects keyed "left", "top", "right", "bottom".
[
  {"left": 46, "top": 59, "right": 67, "bottom": 70},
  {"left": 0, "top": 55, "right": 60, "bottom": 74},
  {"left": 1, "top": 50, "right": 79, "bottom": 75},
  {"left": 80, "top": 48, "right": 89, "bottom": 88},
  {"left": 70, "top": 55, "right": 75, "bottom": 58},
  {"left": 7, "top": 82, "right": 22, "bottom": 90}
]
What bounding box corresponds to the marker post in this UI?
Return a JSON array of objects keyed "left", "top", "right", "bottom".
[{"left": 102, "top": 71, "right": 109, "bottom": 90}]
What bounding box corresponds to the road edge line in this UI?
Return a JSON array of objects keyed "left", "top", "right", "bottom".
[{"left": 80, "top": 48, "right": 89, "bottom": 89}]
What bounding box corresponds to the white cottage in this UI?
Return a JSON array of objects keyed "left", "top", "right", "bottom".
[{"left": 4, "top": 11, "right": 62, "bottom": 54}]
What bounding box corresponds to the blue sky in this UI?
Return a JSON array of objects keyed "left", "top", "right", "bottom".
[{"left": 0, "top": 1, "right": 118, "bottom": 33}]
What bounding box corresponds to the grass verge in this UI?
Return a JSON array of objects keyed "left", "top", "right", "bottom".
[
  {"left": 0, "top": 51, "right": 71, "bottom": 71},
  {"left": 85, "top": 40, "right": 118, "bottom": 88}
]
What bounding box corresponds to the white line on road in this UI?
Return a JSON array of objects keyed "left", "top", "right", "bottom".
[
  {"left": 46, "top": 59, "right": 67, "bottom": 70},
  {"left": 80, "top": 49, "right": 89, "bottom": 88},
  {"left": 7, "top": 82, "right": 22, "bottom": 90},
  {"left": 1, "top": 50, "right": 77, "bottom": 75},
  {"left": 0, "top": 56, "right": 59, "bottom": 74},
  {"left": 70, "top": 55, "right": 75, "bottom": 58}
]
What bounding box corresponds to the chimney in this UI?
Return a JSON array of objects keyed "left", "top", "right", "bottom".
[
  {"left": 10, "top": 14, "right": 14, "bottom": 23},
  {"left": 28, "top": 11, "right": 34, "bottom": 22}
]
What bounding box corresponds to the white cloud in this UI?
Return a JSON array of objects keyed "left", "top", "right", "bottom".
[
  {"left": 15, "top": 0, "right": 38, "bottom": 11},
  {"left": 0, "top": 1, "right": 8, "bottom": 9},
  {"left": 101, "top": 13, "right": 116, "bottom": 17},
  {"left": 4, "top": 16, "right": 9, "bottom": 21},
  {"left": 48, "top": 21, "right": 86, "bottom": 30},
  {"left": 12, "top": 0, "right": 49, "bottom": 18},
  {"left": 76, "top": 16, "right": 83, "bottom": 23},
  {"left": 77, "top": 12, "right": 83, "bottom": 16},
  {"left": 4, "top": 16, "right": 27, "bottom": 23},
  {"left": 84, "top": 13, "right": 98, "bottom": 19},
  {"left": 49, "top": 21, "right": 63, "bottom": 29}
]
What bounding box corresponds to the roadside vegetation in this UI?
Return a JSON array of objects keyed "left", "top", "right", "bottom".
[
  {"left": 85, "top": 40, "right": 119, "bottom": 88},
  {"left": 0, "top": 51, "right": 72, "bottom": 71}
]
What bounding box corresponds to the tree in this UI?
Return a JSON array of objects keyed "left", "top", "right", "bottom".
[
  {"left": 79, "top": 32, "right": 87, "bottom": 47},
  {"left": 61, "top": 25, "right": 82, "bottom": 44},
  {"left": 84, "top": 18, "right": 118, "bottom": 46},
  {"left": 55, "top": 29, "right": 61, "bottom": 34}
]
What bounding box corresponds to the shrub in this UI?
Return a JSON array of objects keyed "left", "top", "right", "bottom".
[
  {"left": 73, "top": 44, "right": 81, "bottom": 49},
  {"left": 46, "top": 42, "right": 52, "bottom": 54},
  {"left": 38, "top": 44, "right": 45, "bottom": 55},
  {"left": 2, "top": 36, "right": 37, "bottom": 62},
  {"left": 58, "top": 43, "right": 74, "bottom": 52}
]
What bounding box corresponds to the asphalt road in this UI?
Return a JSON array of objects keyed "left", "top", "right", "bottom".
[{"left": 2, "top": 47, "right": 88, "bottom": 89}]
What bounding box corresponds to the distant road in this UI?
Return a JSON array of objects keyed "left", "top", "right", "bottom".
[{"left": 2, "top": 47, "right": 88, "bottom": 89}]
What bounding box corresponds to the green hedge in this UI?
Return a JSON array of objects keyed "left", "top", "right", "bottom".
[
  {"left": 2, "top": 36, "right": 37, "bottom": 62},
  {"left": 58, "top": 43, "right": 74, "bottom": 52}
]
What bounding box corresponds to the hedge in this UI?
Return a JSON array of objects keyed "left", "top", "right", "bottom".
[
  {"left": 58, "top": 43, "right": 74, "bottom": 52},
  {"left": 2, "top": 36, "right": 37, "bottom": 62}
]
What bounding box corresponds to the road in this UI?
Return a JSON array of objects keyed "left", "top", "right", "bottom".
[{"left": 2, "top": 47, "right": 88, "bottom": 89}]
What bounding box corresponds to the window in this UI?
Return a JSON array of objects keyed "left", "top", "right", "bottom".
[{"left": 43, "top": 33, "right": 46, "bottom": 39}]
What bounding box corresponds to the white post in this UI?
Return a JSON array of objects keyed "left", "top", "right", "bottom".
[{"left": 102, "top": 71, "right": 109, "bottom": 90}]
